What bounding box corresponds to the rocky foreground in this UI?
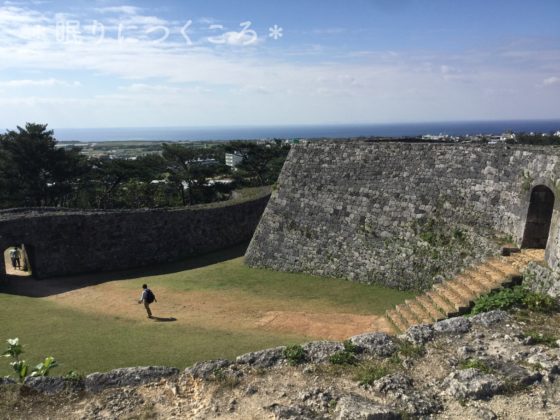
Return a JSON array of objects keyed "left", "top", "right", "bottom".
[{"left": 2, "top": 309, "right": 560, "bottom": 419}]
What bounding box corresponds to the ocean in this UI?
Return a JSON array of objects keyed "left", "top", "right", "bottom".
[{"left": 51, "top": 120, "right": 560, "bottom": 142}]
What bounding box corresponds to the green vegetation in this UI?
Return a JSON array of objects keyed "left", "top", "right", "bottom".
[
  {"left": 2, "top": 338, "right": 58, "bottom": 382},
  {"left": 470, "top": 286, "right": 557, "bottom": 315},
  {"left": 0, "top": 123, "right": 289, "bottom": 209},
  {"left": 458, "top": 358, "right": 493, "bottom": 374},
  {"left": 329, "top": 340, "right": 360, "bottom": 365},
  {"left": 0, "top": 246, "right": 416, "bottom": 375},
  {"left": 353, "top": 362, "right": 392, "bottom": 386},
  {"left": 522, "top": 331, "right": 559, "bottom": 348},
  {"left": 283, "top": 345, "right": 307, "bottom": 366},
  {"left": 395, "top": 340, "right": 425, "bottom": 359}
]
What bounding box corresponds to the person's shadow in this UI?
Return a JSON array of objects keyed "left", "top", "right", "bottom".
[{"left": 151, "top": 317, "right": 177, "bottom": 322}]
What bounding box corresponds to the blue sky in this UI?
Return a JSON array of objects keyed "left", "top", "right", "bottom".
[{"left": 0, "top": 0, "right": 559, "bottom": 128}]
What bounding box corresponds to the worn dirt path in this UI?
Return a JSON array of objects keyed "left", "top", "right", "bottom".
[{"left": 45, "top": 282, "right": 391, "bottom": 340}]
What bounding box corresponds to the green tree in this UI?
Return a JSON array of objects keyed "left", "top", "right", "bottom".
[
  {"left": 162, "top": 143, "right": 229, "bottom": 205},
  {"left": 226, "top": 141, "right": 289, "bottom": 186},
  {"left": 0, "top": 123, "right": 89, "bottom": 208}
]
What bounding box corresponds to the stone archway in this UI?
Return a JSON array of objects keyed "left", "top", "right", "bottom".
[{"left": 522, "top": 185, "right": 555, "bottom": 249}]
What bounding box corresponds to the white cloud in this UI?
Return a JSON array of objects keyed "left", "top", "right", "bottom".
[
  {"left": 543, "top": 76, "right": 560, "bottom": 86},
  {"left": 94, "top": 6, "right": 141, "bottom": 15},
  {"left": 0, "top": 5, "right": 559, "bottom": 127},
  {"left": 0, "top": 78, "right": 81, "bottom": 87}
]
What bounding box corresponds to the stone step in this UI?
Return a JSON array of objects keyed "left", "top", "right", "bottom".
[
  {"left": 472, "top": 265, "right": 506, "bottom": 285},
  {"left": 416, "top": 295, "right": 447, "bottom": 321},
  {"left": 487, "top": 260, "right": 519, "bottom": 277},
  {"left": 426, "top": 290, "right": 457, "bottom": 314},
  {"left": 433, "top": 283, "right": 469, "bottom": 312},
  {"left": 465, "top": 271, "right": 497, "bottom": 291},
  {"left": 405, "top": 299, "right": 434, "bottom": 324},
  {"left": 455, "top": 275, "right": 486, "bottom": 295},
  {"left": 395, "top": 303, "right": 420, "bottom": 328},
  {"left": 446, "top": 280, "right": 477, "bottom": 301},
  {"left": 386, "top": 309, "right": 407, "bottom": 334}
]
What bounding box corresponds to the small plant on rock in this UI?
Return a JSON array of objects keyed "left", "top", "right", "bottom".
[
  {"left": 329, "top": 351, "right": 357, "bottom": 365},
  {"left": 353, "top": 362, "right": 390, "bottom": 386},
  {"left": 283, "top": 345, "right": 307, "bottom": 366},
  {"left": 458, "top": 358, "right": 493, "bottom": 374},
  {"left": 523, "top": 331, "right": 559, "bottom": 348},
  {"left": 2, "top": 338, "right": 58, "bottom": 383},
  {"left": 471, "top": 286, "right": 557, "bottom": 315}
]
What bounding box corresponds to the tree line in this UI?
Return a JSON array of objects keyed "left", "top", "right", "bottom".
[{"left": 0, "top": 123, "right": 290, "bottom": 209}]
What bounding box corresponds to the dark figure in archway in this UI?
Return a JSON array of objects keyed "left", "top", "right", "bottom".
[{"left": 522, "top": 185, "right": 555, "bottom": 249}]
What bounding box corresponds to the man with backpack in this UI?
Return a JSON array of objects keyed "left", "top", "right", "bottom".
[{"left": 138, "top": 284, "right": 157, "bottom": 318}]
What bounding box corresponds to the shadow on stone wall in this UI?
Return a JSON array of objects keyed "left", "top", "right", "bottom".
[{"left": 0, "top": 242, "right": 248, "bottom": 298}]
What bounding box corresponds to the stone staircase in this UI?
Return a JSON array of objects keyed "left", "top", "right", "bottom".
[{"left": 386, "top": 249, "right": 545, "bottom": 334}]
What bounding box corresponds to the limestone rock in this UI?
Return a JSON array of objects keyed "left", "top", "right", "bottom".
[
  {"left": 442, "top": 368, "right": 503, "bottom": 400},
  {"left": 85, "top": 366, "right": 179, "bottom": 393},
  {"left": 470, "top": 310, "right": 510, "bottom": 327},
  {"left": 303, "top": 341, "right": 344, "bottom": 363},
  {"left": 434, "top": 317, "right": 471, "bottom": 335},
  {"left": 236, "top": 346, "right": 286, "bottom": 368},
  {"left": 401, "top": 324, "right": 434, "bottom": 345},
  {"left": 349, "top": 333, "right": 396, "bottom": 357},
  {"left": 23, "top": 376, "right": 84, "bottom": 394},
  {"left": 373, "top": 373, "right": 413, "bottom": 395},
  {"left": 185, "top": 359, "right": 232, "bottom": 379},
  {"left": 334, "top": 394, "right": 401, "bottom": 419}
]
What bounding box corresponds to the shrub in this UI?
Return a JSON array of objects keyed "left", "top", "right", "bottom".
[
  {"left": 2, "top": 338, "right": 58, "bottom": 383},
  {"left": 342, "top": 340, "right": 360, "bottom": 354},
  {"left": 397, "top": 341, "right": 425, "bottom": 358},
  {"left": 283, "top": 345, "right": 306, "bottom": 366},
  {"left": 471, "top": 286, "right": 557, "bottom": 315},
  {"left": 329, "top": 351, "right": 357, "bottom": 365},
  {"left": 353, "top": 363, "right": 390, "bottom": 386}
]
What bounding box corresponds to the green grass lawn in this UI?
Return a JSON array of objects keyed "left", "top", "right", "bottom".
[{"left": 0, "top": 244, "right": 415, "bottom": 376}]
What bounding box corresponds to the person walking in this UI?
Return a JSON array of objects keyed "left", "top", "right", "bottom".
[
  {"left": 138, "top": 284, "right": 157, "bottom": 318},
  {"left": 13, "top": 247, "right": 21, "bottom": 269},
  {"left": 9, "top": 248, "right": 17, "bottom": 269}
]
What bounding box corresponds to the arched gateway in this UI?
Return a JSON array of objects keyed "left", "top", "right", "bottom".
[{"left": 522, "top": 185, "right": 555, "bottom": 249}]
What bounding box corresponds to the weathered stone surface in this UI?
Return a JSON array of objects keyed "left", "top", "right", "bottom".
[
  {"left": 527, "top": 352, "right": 560, "bottom": 374},
  {"left": 265, "top": 403, "right": 318, "bottom": 420},
  {"left": 246, "top": 142, "right": 560, "bottom": 289},
  {"left": 373, "top": 373, "right": 413, "bottom": 394},
  {"left": 434, "top": 317, "right": 471, "bottom": 335},
  {"left": 401, "top": 324, "right": 434, "bottom": 345},
  {"left": 349, "top": 333, "right": 396, "bottom": 357},
  {"left": 0, "top": 194, "right": 269, "bottom": 279},
  {"left": 302, "top": 341, "right": 344, "bottom": 363},
  {"left": 184, "top": 359, "right": 232, "bottom": 380},
  {"left": 0, "top": 377, "right": 16, "bottom": 386},
  {"left": 23, "top": 376, "right": 84, "bottom": 394},
  {"left": 85, "top": 366, "right": 179, "bottom": 393},
  {"left": 442, "top": 368, "right": 503, "bottom": 400},
  {"left": 523, "top": 262, "right": 560, "bottom": 301},
  {"left": 334, "top": 394, "right": 401, "bottom": 419},
  {"left": 236, "top": 346, "right": 286, "bottom": 368},
  {"left": 470, "top": 310, "right": 510, "bottom": 327},
  {"left": 394, "top": 391, "right": 443, "bottom": 416}
]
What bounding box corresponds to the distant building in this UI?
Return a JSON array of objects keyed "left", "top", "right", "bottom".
[
  {"left": 225, "top": 153, "right": 243, "bottom": 168},
  {"left": 555, "top": 131, "right": 560, "bottom": 137}
]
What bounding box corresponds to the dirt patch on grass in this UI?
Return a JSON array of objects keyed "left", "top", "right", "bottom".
[
  {"left": 256, "top": 311, "right": 392, "bottom": 340},
  {"left": 45, "top": 281, "right": 392, "bottom": 340}
]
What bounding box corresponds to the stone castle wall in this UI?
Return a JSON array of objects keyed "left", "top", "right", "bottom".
[
  {"left": 246, "top": 142, "right": 560, "bottom": 290},
  {"left": 0, "top": 194, "right": 269, "bottom": 279}
]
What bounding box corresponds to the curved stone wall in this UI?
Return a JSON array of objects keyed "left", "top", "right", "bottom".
[
  {"left": 246, "top": 142, "right": 560, "bottom": 289},
  {"left": 0, "top": 194, "right": 269, "bottom": 279}
]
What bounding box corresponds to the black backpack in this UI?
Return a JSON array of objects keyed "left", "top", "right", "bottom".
[{"left": 145, "top": 289, "right": 156, "bottom": 304}]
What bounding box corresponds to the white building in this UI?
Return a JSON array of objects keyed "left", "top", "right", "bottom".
[{"left": 225, "top": 153, "right": 243, "bottom": 168}]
